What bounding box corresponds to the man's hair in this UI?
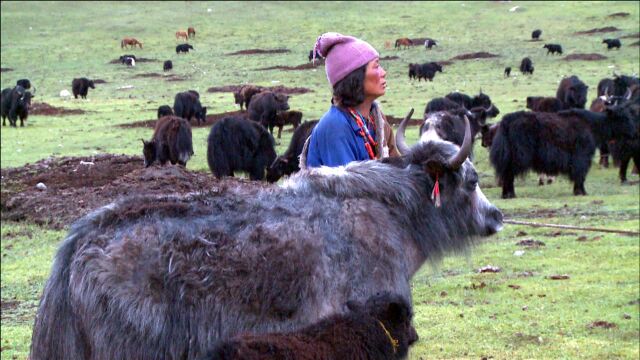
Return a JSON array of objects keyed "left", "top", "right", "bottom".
[{"left": 332, "top": 63, "right": 366, "bottom": 108}]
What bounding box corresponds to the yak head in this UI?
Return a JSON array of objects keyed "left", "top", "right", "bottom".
[
  {"left": 472, "top": 91, "right": 499, "bottom": 117},
  {"left": 233, "top": 91, "right": 243, "bottom": 107},
  {"left": 141, "top": 139, "right": 157, "bottom": 167},
  {"left": 266, "top": 155, "right": 299, "bottom": 183},
  {"left": 273, "top": 93, "right": 290, "bottom": 112},
  {"left": 88, "top": 80, "right": 95, "bottom": 89},
  {"left": 397, "top": 108, "right": 503, "bottom": 237}
]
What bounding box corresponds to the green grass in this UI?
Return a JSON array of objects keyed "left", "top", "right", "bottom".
[{"left": 1, "top": 1, "right": 639, "bottom": 359}]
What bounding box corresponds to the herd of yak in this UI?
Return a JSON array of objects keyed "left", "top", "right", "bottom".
[{"left": 2, "top": 21, "right": 638, "bottom": 359}]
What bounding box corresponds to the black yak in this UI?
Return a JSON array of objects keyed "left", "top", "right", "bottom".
[
  {"left": 543, "top": 43, "right": 563, "bottom": 55},
  {"left": 174, "top": 90, "right": 207, "bottom": 124},
  {"left": 408, "top": 63, "right": 419, "bottom": 80},
  {"left": 597, "top": 78, "right": 615, "bottom": 97},
  {"left": 71, "top": 77, "right": 95, "bottom": 99},
  {"left": 419, "top": 107, "right": 490, "bottom": 153},
  {"left": 119, "top": 54, "right": 136, "bottom": 64},
  {"left": 1, "top": 85, "right": 33, "bottom": 127},
  {"left": 526, "top": 96, "right": 564, "bottom": 112},
  {"left": 416, "top": 62, "right": 443, "bottom": 82},
  {"left": 266, "top": 120, "right": 318, "bottom": 183},
  {"left": 157, "top": 105, "right": 174, "bottom": 118},
  {"left": 504, "top": 67, "right": 512, "bottom": 77},
  {"left": 247, "top": 91, "right": 290, "bottom": 137},
  {"left": 445, "top": 91, "right": 500, "bottom": 117},
  {"left": 424, "top": 38, "right": 437, "bottom": 49},
  {"left": 16, "top": 78, "right": 32, "bottom": 90},
  {"left": 142, "top": 115, "right": 193, "bottom": 167},
  {"left": 233, "top": 85, "right": 264, "bottom": 111},
  {"left": 176, "top": 43, "right": 194, "bottom": 54},
  {"left": 163, "top": 60, "right": 173, "bottom": 71},
  {"left": 424, "top": 97, "right": 462, "bottom": 115},
  {"left": 207, "top": 116, "right": 277, "bottom": 181},
  {"left": 603, "top": 38, "right": 622, "bottom": 50},
  {"left": 519, "top": 57, "right": 534, "bottom": 75},
  {"left": 30, "top": 109, "right": 502, "bottom": 360},
  {"left": 308, "top": 49, "right": 322, "bottom": 62},
  {"left": 204, "top": 292, "right": 418, "bottom": 360},
  {"left": 532, "top": 29, "right": 542, "bottom": 40},
  {"left": 556, "top": 75, "right": 588, "bottom": 109}
]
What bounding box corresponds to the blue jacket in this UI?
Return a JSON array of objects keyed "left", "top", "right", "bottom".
[{"left": 306, "top": 105, "right": 377, "bottom": 168}]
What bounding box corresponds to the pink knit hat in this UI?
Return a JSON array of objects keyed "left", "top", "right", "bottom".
[{"left": 313, "top": 32, "right": 379, "bottom": 87}]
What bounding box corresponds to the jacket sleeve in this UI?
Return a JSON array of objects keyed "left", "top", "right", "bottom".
[{"left": 306, "top": 113, "right": 360, "bottom": 167}]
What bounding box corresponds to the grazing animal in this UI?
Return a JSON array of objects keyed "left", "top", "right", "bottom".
[
  {"left": 163, "top": 60, "right": 173, "bottom": 71},
  {"left": 16, "top": 79, "right": 31, "bottom": 90},
  {"left": 1, "top": 85, "right": 33, "bottom": 127},
  {"left": 543, "top": 43, "right": 563, "bottom": 55},
  {"left": 142, "top": 115, "right": 193, "bottom": 167},
  {"left": 266, "top": 120, "right": 318, "bottom": 183},
  {"left": 308, "top": 49, "right": 322, "bottom": 62},
  {"left": 187, "top": 27, "right": 196, "bottom": 38},
  {"left": 119, "top": 54, "right": 136, "bottom": 64},
  {"left": 207, "top": 116, "right": 277, "bottom": 180},
  {"left": 424, "top": 97, "right": 462, "bottom": 114},
  {"left": 157, "top": 105, "right": 174, "bottom": 119},
  {"left": 176, "top": 43, "right": 194, "bottom": 54},
  {"left": 612, "top": 75, "right": 640, "bottom": 97},
  {"left": 556, "top": 75, "right": 588, "bottom": 109},
  {"left": 272, "top": 109, "right": 303, "bottom": 139},
  {"left": 123, "top": 57, "right": 135, "bottom": 67},
  {"left": 120, "top": 37, "right": 143, "bottom": 49},
  {"left": 175, "top": 31, "right": 189, "bottom": 41},
  {"left": 602, "top": 38, "right": 622, "bottom": 50},
  {"left": 519, "top": 57, "right": 534, "bottom": 75},
  {"left": 71, "top": 78, "right": 95, "bottom": 99},
  {"left": 29, "top": 108, "right": 502, "bottom": 360},
  {"left": 604, "top": 88, "right": 640, "bottom": 182},
  {"left": 233, "top": 85, "right": 264, "bottom": 110},
  {"left": 532, "top": 29, "right": 542, "bottom": 40},
  {"left": 204, "top": 292, "right": 418, "bottom": 360},
  {"left": 445, "top": 91, "right": 500, "bottom": 117},
  {"left": 174, "top": 90, "right": 207, "bottom": 125},
  {"left": 416, "top": 62, "right": 443, "bottom": 82},
  {"left": 597, "top": 78, "right": 615, "bottom": 97},
  {"left": 394, "top": 37, "right": 413, "bottom": 49},
  {"left": 420, "top": 107, "right": 490, "bottom": 152},
  {"left": 424, "top": 38, "right": 437, "bottom": 49},
  {"left": 504, "top": 67, "right": 511, "bottom": 77},
  {"left": 408, "top": 63, "right": 419, "bottom": 80},
  {"left": 247, "top": 91, "right": 290, "bottom": 137},
  {"left": 526, "top": 96, "right": 564, "bottom": 112}
]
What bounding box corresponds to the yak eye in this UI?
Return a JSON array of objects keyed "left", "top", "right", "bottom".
[{"left": 466, "top": 172, "right": 478, "bottom": 191}]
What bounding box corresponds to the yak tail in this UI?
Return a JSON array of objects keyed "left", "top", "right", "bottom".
[
  {"left": 30, "top": 231, "right": 87, "bottom": 360},
  {"left": 177, "top": 122, "right": 194, "bottom": 164},
  {"left": 488, "top": 122, "right": 511, "bottom": 179}
]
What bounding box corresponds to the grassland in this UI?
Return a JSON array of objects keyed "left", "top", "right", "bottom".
[{"left": 1, "top": 1, "right": 639, "bottom": 359}]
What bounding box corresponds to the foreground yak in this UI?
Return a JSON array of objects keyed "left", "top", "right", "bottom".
[{"left": 30, "top": 110, "right": 503, "bottom": 360}]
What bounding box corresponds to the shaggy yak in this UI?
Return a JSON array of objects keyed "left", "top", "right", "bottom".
[
  {"left": 142, "top": 115, "right": 194, "bottom": 167},
  {"left": 205, "top": 292, "right": 418, "bottom": 360},
  {"left": 30, "top": 109, "right": 503, "bottom": 360}
]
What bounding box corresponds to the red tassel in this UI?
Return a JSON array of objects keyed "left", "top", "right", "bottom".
[{"left": 431, "top": 175, "right": 441, "bottom": 207}]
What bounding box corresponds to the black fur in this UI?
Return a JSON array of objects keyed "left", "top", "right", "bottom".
[
  {"left": 71, "top": 77, "right": 95, "bottom": 99},
  {"left": 519, "top": 57, "right": 534, "bottom": 75},
  {"left": 176, "top": 43, "right": 194, "bottom": 54},
  {"left": 157, "top": 105, "right": 174, "bottom": 119},
  {"left": 602, "top": 38, "right": 621, "bottom": 50},
  {"left": 543, "top": 43, "right": 563, "bottom": 55},
  {"left": 266, "top": 120, "right": 318, "bottom": 183},
  {"left": 1, "top": 85, "right": 33, "bottom": 127},
  {"left": 247, "top": 91, "right": 290, "bottom": 137},
  {"left": 142, "top": 115, "right": 194, "bottom": 167},
  {"left": 556, "top": 75, "right": 588, "bottom": 109},
  {"left": 174, "top": 90, "right": 207, "bottom": 124},
  {"left": 532, "top": 29, "right": 542, "bottom": 40},
  {"left": 163, "top": 60, "right": 173, "bottom": 71}
]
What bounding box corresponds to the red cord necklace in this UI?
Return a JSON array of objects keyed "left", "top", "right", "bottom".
[{"left": 347, "top": 108, "right": 377, "bottom": 159}]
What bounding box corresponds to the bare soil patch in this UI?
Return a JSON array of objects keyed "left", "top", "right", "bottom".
[
  {"left": 450, "top": 52, "right": 500, "bottom": 61},
  {"left": 132, "top": 73, "right": 188, "bottom": 81},
  {"left": 93, "top": 79, "right": 107, "bottom": 84},
  {"left": 630, "top": 41, "right": 640, "bottom": 47},
  {"left": 30, "top": 102, "right": 86, "bottom": 116},
  {"left": 607, "top": 12, "right": 630, "bottom": 18},
  {"left": 118, "top": 110, "right": 247, "bottom": 129},
  {"left": 206, "top": 85, "right": 313, "bottom": 95},
  {"left": 1, "top": 154, "right": 258, "bottom": 229},
  {"left": 133, "top": 73, "right": 163, "bottom": 78},
  {"left": 380, "top": 56, "right": 400, "bottom": 61},
  {"left": 1, "top": 67, "right": 14, "bottom": 72},
  {"left": 226, "top": 48, "right": 290, "bottom": 56},
  {"left": 620, "top": 32, "right": 640, "bottom": 39},
  {"left": 255, "top": 63, "right": 322, "bottom": 71},
  {"left": 574, "top": 26, "right": 620, "bottom": 35},
  {"left": 108, "top": 57, "right": 158, "bottom": 64},
  {"left": 562, "top": 53, "right": 608, "bottom": 61}
]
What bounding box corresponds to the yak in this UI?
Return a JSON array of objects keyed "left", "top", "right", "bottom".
[
  {"left": 424, "top": 38, "right": 437, "bottom": 49},
  {"left": 163, "top": 60, "right": 173, "bottom": 71},
  {"left": 597, "top": 78, "right": 615, "bottom": 97},
  {"left": 176, "top": 43, "right": 194, "bottom": 54},
  {"left": 188, "top": 27, "right": 196, "bottom": 38},
  {"left": 233, "top": 85, "right": 264, "bottom": 110},
  {"left": 271, "top": 109, "right": 302, "bottom": 139},
  {"left": 419, "top": 107, "right": 490, "bottom": 154},
  {"left": 423, "top": 97, "right": 462, "bottom": 115},
  {"left": 266, "top": 120, "right": 318, "bottom": 183},
  {"left": 532, "top": 29, "right": 542, "bottom": 40},
  {"left": 16, "top": 78, "right": 32, "bottom": 90},
  {"left": 526, "top": 96, "right": 564, "bottom": 112},
  {"left": 504, "top": 67, "right": 512, "bottom": 77},
  {"left": 174, "top": 90, "right": 207, "bottom": 125},
  {"left": 207, "top": 116, "right": 277, "bottom": 181},
  {"left": 519, "top": 57, "right": 534, "bottom": 75},
  {"left": 1, "top": 85, "right": 33, "bottom": 127},
  {"left": 157, "top": 105, "right": 174, "bottom": 118},
  {"left": 71, "top": 77, "right": 95, "bottom": 99},
  {"left": 556, "top": 75, "right": 588, "bottom": 109},
  {"left": 603, "top": 38, "right": 622, "bottom": 50},
  {"left": 247, "top": 91, "right": 290, "bottom": 137},
  {"left": 445, "top": 91, "right": 500, "bottom": 117},
  {"left": 142, "top": 115, "right": 193, "bottom": 167},
  {"left": 543, "top": 43, "right": 563, "bottom": 55},
  {"left": 416, "top": 62, "right": 442, "bottom": 82},
  {"left": 30, "top": 109, "right": 502, "bottom": 360},
  {"left": 204, "top": 292, "right": 418, "bottom": 360}
]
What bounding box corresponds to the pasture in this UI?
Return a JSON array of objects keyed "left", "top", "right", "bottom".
[{"left": 1, "top": 1, "right": 639, "bottom": 359}]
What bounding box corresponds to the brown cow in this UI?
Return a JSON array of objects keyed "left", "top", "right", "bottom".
[
  {"left": 187, "top": 27, "right": 196, "bottom": 38},
  {"left": 394, "top": 37, "right": 413, "bottom": 49},
  {"left": 175, "top": 31, "right": 189, "bottom": 41},
  {"left": 121, "top": 37, "right": 143, "bottom": 49}
]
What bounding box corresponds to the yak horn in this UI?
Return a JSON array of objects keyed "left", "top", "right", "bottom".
[
  {"left": 624, "top": 87, "right": 632, "bottom": 100},
  {"left": 447, "top": 115, "right": 472, "bottom": 170},
  {"left": 395, "top": 108, "right": 414, "bottom": 155}
]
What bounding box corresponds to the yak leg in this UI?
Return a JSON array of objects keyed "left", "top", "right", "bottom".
[
  {"left": 2, "top": 116, "right": 5, "bottom": 126},
  {"left": 501, "top": 171, "right": 516, "bottom": 199},
  {"left": 599, "top": 143, "right": 610, "bottom": 168},
  {"left": 277, "top": 125, "right": 283, "bottom": 139},
  {"left": 619, "top": 153, "right": 632, "bottom": 183}
]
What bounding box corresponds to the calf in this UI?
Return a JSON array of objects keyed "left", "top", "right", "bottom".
[
  {"left": 424, "top": 38, "right": 437, "bottom": 49},
  {"left": 176, "top": 43, "right": 194, "bottom": 54},
  {"left": 187, "top": 27, "right": 196, "bottom": 38},
  {"left": 603, "top": 38, "right": 621, "bottom": 50},
  {"left": 526, "top": 96, "right": 564, "bottom": 112},
  {"left": 520, "top": 57, "right": 534, "bottom": 75},
  {"left": 504, "top": 67, "right": 511, "bottom": 77},
  {"left": 174, "top": 90, "right": 207, "bottom": 124},
  {"left": 272, "top": 109, "right": 303, "bottom": 139},
  {"left": 556, "top": 75, "right": 588, "bottom": 109},
  {"left": 163, "top": 60, "right": 173, "bottom": 71},
  {"left": 207, "top": 116, "right": 277, "bottom": 181},
  {"left": 532, "top": 29, "right": 542, "bottom": 40},
  {"left": 543, "top": 43, "right": 563, "bottom": 55},
  {"left": 266, "top": 120, "right": 318, "bottom": 183},
  {"left": 1, "top": 85, "right": 33, "bottom": 127},
  {"left": 247, "top": 91, "right": 290, "bottom": 137},
  {"left": 204, "top": 292, "right": 418, "bottom": 360},
  {"left": 142, "top": 115, "right": 194, "bottom": 167},
  {"left": 157, "top": 105, "right": 174, "bottom": 118},
  {"left": 71, "top": 77, "right": 95, "bottom": 99}
]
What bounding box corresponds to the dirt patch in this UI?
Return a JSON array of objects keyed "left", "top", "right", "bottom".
[
  {"left": 450, "top": 52, "right": 500, "bottom": 60},
  {"left": 574, "top": 26, "right": 620, "bottom": 35},
  {"left": 588, "top": 321, "right": 617, "bottom": 329},
  {"left": 226, "top": 48, "right": 290, "bottom": 56},
  {"left": 1, "top": 67, "right": 14, "bottom": 72},
  {"left": 620, "top": 32, "right": 640, "bottom": 39},
  {"left": 206, "top": 84, "right": 312, "bottom": 95},
  {"left": 255, "top": 63, "right": 322, "bottom": 71},
  {"left": 30, "top": 102, "right": 86, "bottom": 116},
  {"left": 109, "top": 57, "right": 158, "bottom": 64},
  {"left": 93, "top": 79, "right": 107, "bottom": 84},
  {"left": 607, "top": 12, "right": 630, "bottom": 18},
  {"left": 380, "top": 56, "right": 400, "bottom": 61},
  {"left": 165, "top": 75, "right": 188, "bottom": 82},
  {"left": 1, "top": 154, "right": 259, "bottom": 229},
  {"left": 118, "top": 110, "right": 247, "bottom": 129},
  {"left": 563, "top": 53, "right": 608, "bottom": 61},
  {"left": 133, "top": 73, "right": 163, "bottom": 78},
  {"left": 437, "top": 60, "right": 455, "bottom": 66},
  {"left": 630, "top": 41, "right": 640, "bottom": 47}
]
